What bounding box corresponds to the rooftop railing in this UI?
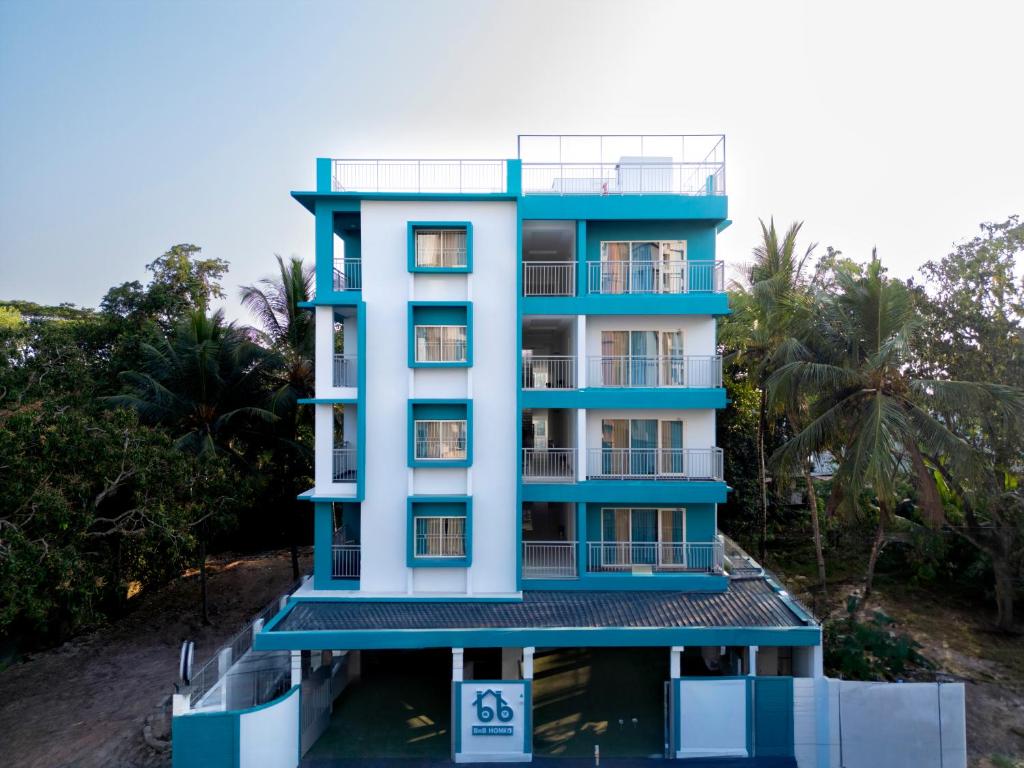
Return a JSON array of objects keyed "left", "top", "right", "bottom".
[
  {"left": 518, "top": 134, "right": 725, "bottom": 196},
  {"left": 332, "top": 159, "right": 507, "bottom": 194}
]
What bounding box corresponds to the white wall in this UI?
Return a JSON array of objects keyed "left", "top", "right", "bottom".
[
  {"left": 359, "top": 200, "right": 518, "bottom": 596},
  {"left": 676, "top": 678, "right": 748, "bottom": 758},
  {"left": 585, "top": 314, "right": 716, "bottom": 357},
  {"left": 238, "top": 687, "right": 300, "bottom": 768},
  {"left": 585, "top": 408, "right": 716, "bottom": 451}
]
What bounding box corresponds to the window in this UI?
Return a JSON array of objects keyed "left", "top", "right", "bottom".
[
  {"left": 599, "top": 418, "right": 685, "bottom": 476},
  {"left": 595, "top": 240, "right": 687, "bottom": 294},
  {"left": 597, "top": 507, "right": 686, "bottom": 567},
  {"left": 413, "top": 516, "right": 466, "bottom": 558},
  {"left": 415, "top": 325, "right": 467, "bottom": 363},
  {"left": 598, "top": 329, "right": 685, "bottom": 386},
  {"left": 414, "top": 419, "right": 467, "bottom": 460},
  {"left": 415, "top": 228, "right": 468, "bottom": 269}
]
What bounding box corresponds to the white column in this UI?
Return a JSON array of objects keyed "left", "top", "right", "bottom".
[
  {"left": 452, "top": 648, "right": 465, "bottom": 682},
  {"left": 670, "top": 646, "right": 684, "bottom": 679},
  {"left": 291, "top": 650, "right": 303, "bottom": 686},
  {"left": 172, "top": 693, "right": 190, "bottom": 716},
  {"left": 522, "top": 647, "right": 535, "bottom": 680},
  {"left": 812, "top": 644, "right": 824, "bottom": 678},
  {"left": 747, "top": 645, "right": 758, "bottom": 676},
  {"left": 575, "top": 314, "right": 587, "bottom": 388},
  {"left": 314, "top": 404, "right": 333, "bottom": 487},
  {"left": 576, "top": 408, "right": 587, "bottom": 481},
  {"left": 315, "top": 306, "right": 334, "bottom": 391}
]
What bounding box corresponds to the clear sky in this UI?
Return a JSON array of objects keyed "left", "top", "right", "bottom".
[{"left": 2, "top": 0, "right": 1022, "bottom": 319}]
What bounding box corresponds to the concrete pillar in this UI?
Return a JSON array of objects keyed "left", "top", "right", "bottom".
[
  {"left": 670, "top": 646, "right": 684, "bottom": 679},
  {"left": 252, "top": 618, "right": 264, "bottom": 641},
  {"left": 522, "top": 647, "right": 535, "bottom": 680},
  {"left": 812, "top": 644, "right": 824, "bottom": 678},
  {"left": 501, "top": 648, "right": 523, "bottom": 680},
  {"left": 172, "top": 693, "right": 190, "bottom": 716},
  {"left": 575, "top": 409, "right": 587, "bottom": 481},
  {"left": 575, "top": 315, "right": 587, "bottom": 388},
  {"left": 291, "top": 650, "right": 303, "bottom": 686},
  {"left": 747, "top": 646, "right": 758, "bottom": 676},
  {"left": 452, "top": 648, "right": 464, "bottom": 682},
  {"left": 347, "top": 650, "right": 362, "bottom": 682}
]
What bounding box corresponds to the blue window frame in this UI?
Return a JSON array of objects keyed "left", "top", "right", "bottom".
[
  {"left": 408, "top": 302, "right": 473, "bottom": 367},
  {"left": 408, "top": 400, "right": 473, "bottom": 468},
  {"left": 407, "top": 497, "right": 472, "bottom": 567},
  {"left": 408, "top": 222, "right": 473, "bottom": 273}
]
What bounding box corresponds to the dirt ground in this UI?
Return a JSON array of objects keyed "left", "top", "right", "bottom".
[{"left": 0, "top": 549, "right": 310, "bottom": 768}]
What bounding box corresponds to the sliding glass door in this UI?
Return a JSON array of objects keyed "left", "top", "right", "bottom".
[{"left": 600, "top": 418, "right": 684, "bottom": 477}]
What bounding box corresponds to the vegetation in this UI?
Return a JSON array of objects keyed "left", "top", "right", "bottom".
[{"left": 1, "top": 216, "right": 1021, "bottom": 658}]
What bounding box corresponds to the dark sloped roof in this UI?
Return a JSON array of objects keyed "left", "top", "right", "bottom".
[{"left": 273, "top": 580, "right": 810, "bottom": 633}]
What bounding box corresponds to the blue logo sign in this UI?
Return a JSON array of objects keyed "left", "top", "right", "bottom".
[{"left": 471, "top": 689, "right": 514, "bottom": 736}]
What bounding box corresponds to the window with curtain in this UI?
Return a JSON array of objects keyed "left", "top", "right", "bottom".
[
  {"left": 598, "top": 240, "right": 687, "bottom": 294},
  {"left": 416, "top": 228, "right": 467, "bottom": 268},
  {"left": 599, "top": 507, "right": 683, "bottom": 566},
  {"left": 415, "top": 325, "right": 467, "bottom": 362},
  {"left": 414, "top": 516, "right": 465, "bottom": 557},
  {"left": 600, "top": 329, "right": 682, "bottom": 386},
  {"left": 414, "top": 420, "right": 467, "bottom": 459}
]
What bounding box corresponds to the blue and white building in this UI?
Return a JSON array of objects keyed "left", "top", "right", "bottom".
[{"left": 170, "top": 135, "right": 966, "bottom": 768}]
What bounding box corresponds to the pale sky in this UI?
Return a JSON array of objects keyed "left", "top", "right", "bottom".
[{"left": 1, "top": 0, "right": 1022, "bottom": 318}]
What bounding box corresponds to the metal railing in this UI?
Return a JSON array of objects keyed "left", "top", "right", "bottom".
[
  {"left": 332, "top": 260, "right": 362, "bottom": 291},
  {"left": 414, "top": 339, "right": 468, "bottom": 363},
  {"left": 331, "top": 544, "right": 360, "bottom": 579},
  {"left": 415, "top": 438, "right": 467, "bottom": 461},
  {"left": 332, "top": 159, "right": 507, "bottom": 193},
  {"left": 522, "top": 541, "right": 578, "bottom": 579},
  {"left": 413, "top": 534, "right": 466, "bottom": 558},
  {"left": 332, "top": 448, "right": 357, "bottom": 482},
  {"left": 332, "top": 354, "right": 357, "bottom": 387},
  {"left": 587, "top": 260, "right": 724, "bottom": 294},
  {"left": 522, "top": 162, "right": 724, "bottom": 195},
  {"left": 586, "top": 447, "right": 724, "bottom": 480},
  {"left": 522, "top": 448, "right": 576, "bottom": 482},
  {"left": 522, "top": 355, "right": 576, "bottom": 389},
  {"left": 587, "top": 541, "right": 724, "bottom": 573},
  {"left": 522, "top": 261, "right": 576, "bottom": 296},
  {"left": 587, "top": 355, "right": 722, "bottom": 388}
]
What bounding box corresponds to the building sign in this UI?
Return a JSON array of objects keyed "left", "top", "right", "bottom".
[{"left": 455, "top": 681, "right": 531, "bottom": 762}]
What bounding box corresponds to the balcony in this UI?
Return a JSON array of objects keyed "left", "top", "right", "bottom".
[
  {"left": 522, "top": 448, "right": 576, "bottom": 483},
  {"left": 522, "top": 541, "right": 577, "bottom": 579},
  {"left": 331, "top": 544, "right": 361, "bottom": 579},
  {"left": 333, "top": 354, "right": 357, "bottom": 387},
  {"left": 332, "top": 448, "right": 358, "bottom": 483},
  {"left": 331, "top": 159, "right": 507, "bottom": 194},
  {"left": 333, "top": 260, "right": 362, "bottom": 291},
  {"left": 587, "top": 260, "right": 724, "bottom": 294},
  {"left": 522, "top": 355, "right": 576, "bottom": 390},
  {"left": 586, "top": 447, "right": 724, "bottom": 481},
  {"left": 523, "top": 262, "right": 576, "bottom": 296},
  {"left": 587, "top": 541, "right": 723, "bottom": 574},
  {"left": 518, "top": 134, "right": 725, "bottom": 196},
  {"left": 587, "top": 355, "right": 722, "bottom": 388}
]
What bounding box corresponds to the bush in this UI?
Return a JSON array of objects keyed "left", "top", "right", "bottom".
[{"left": 824, "top": 597, "right": 934, "bottom": 680}]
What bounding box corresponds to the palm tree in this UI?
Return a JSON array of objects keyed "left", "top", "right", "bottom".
[
  {"left": 724, "top": 219, "right": 817, "bottom": 566},
  {"left": 106, "top": 309, "right": 277, "bottom": 622},
  {"left": 240, "top": 256, "right": 315, "bottom": 579},
  {"left": 768, "top": 255, "right": 1021, "bottom": 600}
]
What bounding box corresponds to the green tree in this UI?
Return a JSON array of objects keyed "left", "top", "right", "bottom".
[
  {"left": 769, "top": 255, "right": 1024, "bottom": 602},
  {"left": 911, "top": 216, "right": 1024, "bottom": 629},
  {"left": 106, "top": 309, "right": 277, "bottom": 622},
  {"left": 240, "top": 255, "right": 316, "bottom": 579}
]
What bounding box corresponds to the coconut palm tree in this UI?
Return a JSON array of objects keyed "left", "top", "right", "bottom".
[
  {"left": 106, "top": 309, "right": 277, "bottom": 621},
  {"left": 768, "top": 255, "right": 1022, "bottom": 600},
  {"left": 723, "top": 219, "right": 817, "bottom": 565},
  {"left": 240, "top": 255, "right": 315, "bottom": 579}
]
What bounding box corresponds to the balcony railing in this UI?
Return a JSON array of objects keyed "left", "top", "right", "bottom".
[
  {"left": 333, "top": 354, "right": 357, "bottom": 387},
  {"left": 332, "top": 448, "right": 357, "bottom": 482},
  {"left": 333, "top": 260, "right": 362, "bottom": 291},
  {"left": 587, "top": 260, "right": 723, "bottom": 294},
  {"left": 414, "top": 339, "right": 468, "bottom": 364},
  {"left": 522, "top": 448, "right": 576, "bottom": 482},
  {"left": 587, "top": 541, "right": 724, "bottom": 574},
  {"left": 522, "top": 261, "right": 576, "bottom": 296},
  {"left": 522, "top": 541, "right": 578, "bottom": 579},
  {"left": 586, "top": 447, "right": 724, "bottom": 481},
  {"left": 332, "top": 159, "right": 507, "bottom": 194},
  {"left": 587, "top": 355, "right": 722, "bottom": 388},
  {"left": 414, "top": 534, "right": 466, "bottom": 558},
  {"left": 522, "top": 355, "right": 576, "bottom": 390},
  {"left": 415, "top": 438, "right": 467, "bottom": 461},
  {"left": 331, "top": 544, "right": 361, "bottom": 579}
]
